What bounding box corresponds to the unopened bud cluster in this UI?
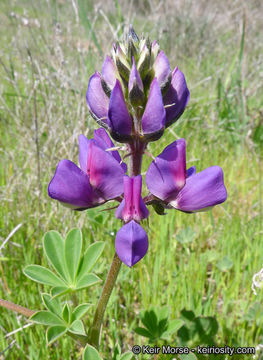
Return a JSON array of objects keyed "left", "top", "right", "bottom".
[{"left": 86, "top": 26, "right": 190, "bottom": 143}]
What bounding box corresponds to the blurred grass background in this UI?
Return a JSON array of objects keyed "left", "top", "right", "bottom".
[{"left": 0, "top": 0, "right": 262, "bottom": 359}]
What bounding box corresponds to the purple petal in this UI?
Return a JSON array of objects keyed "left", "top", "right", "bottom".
[
  {"left": 115, "top": 198, "right": 125, "bottom": 219},
  {"left": 145, "top": 139, "right": 187, "bottom": 201},
  {"left": 170, "top": 166, "right": 227, "bottom": 212},
  {"left": 163, "top": 67, "right": 190, "bottom": 127},
  {"left": 128, "top": 57, "right": 143, "bottom": 93},
  {"left": 79, "top": 135, "right": 91, "bottom": 173},
  {"left": 93, "top": 128, "right": 127, "bottom": 172},
  {"left": 108, "top": 80, "right": 132, "bottom": 136},
  {"left": 48, "top": 160, "right": 103, "bottom": 209},
  {"left": 153, "top": 51, "right": 171, "bottom": 87},
  {"left": 86, "top": 72, "right": 109, "bottom": 124},
  {"left": 101, "top": 56, "right": 117, "bottom": 90},
  {"left": 187, "top": 166, "right": 196, "bottom": 177},
  {"left": 86, "top": 140, "right": 125, "bottom": 199},
  {"left": 115, "top": 176, "right": 149, "bottom": 222},
  {"left": 115, "top": 221, "right": 149, "bottom": 267},
  {"left": 141, "top": 78, "right": 166, "bottom": 135}
]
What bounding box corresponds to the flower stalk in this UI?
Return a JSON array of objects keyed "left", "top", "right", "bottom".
[{"left": 88, "top": 252, "right": 122, "bottom": 348}]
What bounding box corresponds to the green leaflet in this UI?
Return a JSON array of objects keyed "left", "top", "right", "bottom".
[
  {"left": 43, "top": 231, "right": 69, "bottom": 282},
  {"left": 65, "top": 228, "right": 82, "bottom": 282},
  {"left": 46, "top": 326, "right": 67, "bottom": 345},
  {"left": 24, "top": 265, "right": 66, "bottom": 287},
  {"left": 83, "top": 344, "right": 102, "bottom": 360},
  {"left": 30, "top": 311, "right": 64, "bottom": 326}
]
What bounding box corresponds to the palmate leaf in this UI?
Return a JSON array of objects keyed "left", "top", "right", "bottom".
[
  {"left": 65, "top": 228, "right": 82, "bottom": 282},
  {"left": 32, "top": 296, "right": 91, "bottom": 345},
  {"left": 43, "top": 231, "right": 69, "bottom": 282},
  {"left": 83, "top": 344, "right": 102, "bottom": 360},
  {"left": 136, "top": 307, "right": 184, "bottom": 341},
  {"left": 24, "top": 229, "right": 105, "bottom": 298},
  {"left": 23, "top": 265, "right": 66, "bottom": 287}
]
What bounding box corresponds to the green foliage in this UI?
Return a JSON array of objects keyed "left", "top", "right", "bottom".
[
  {"left": 216, "top": 256, "right": 233, "bottom": 272},
  {"left": 176, "top": 227, "right": 196, "bottom": 244},
  {"left": 30, "top": 293, "right": 91, "bottom": 345},
  {"left": 24, "top": 229, "right": 104, "bottom": 296},
  {"left": 177, "top": 309, "right": 218, "bottom": 346},
  {"left": 135, "top": 306, "right": 184, "bottom": 342},
  {"left": 82, "top": 344, "right": 134, "bottom": 360},
  {"left": 22, "top": 229, "right": 104, "bottom": 347},
  {"left": 46, "top": 326, "right": 68, "bottom": 345},
  {"left": 83, "top": 344, "right": 102, "bottom": 360},
  {"left": 111, "top": 344, "right": 135, "bottom": 360}
]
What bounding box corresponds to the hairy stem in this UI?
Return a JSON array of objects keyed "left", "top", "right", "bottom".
[
  {"left": 88, "top": 253, "right": 122, "bottom": 348},
  {"left": 0, "top": 299, "right": 35, "bottom": 317}
]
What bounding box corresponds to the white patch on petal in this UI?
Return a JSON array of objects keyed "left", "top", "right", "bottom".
[
  {"left": 176, "top": 179, "right": 185, "bottom": 188},
  {"left": 169, "top": 200, "right": 178, "bottom": 209}
]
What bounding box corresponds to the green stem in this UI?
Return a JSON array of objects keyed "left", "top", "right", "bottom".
[{"left": 88, "top": 253, "right": 122, "bottom": 348}]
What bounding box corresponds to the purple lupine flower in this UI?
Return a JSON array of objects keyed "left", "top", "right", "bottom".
[
  {"left": 86, "top": 27, "right": 189, "bottom": 143},
  {"left": 115, "top": 221, "right": 148, "bottom": 268},
  {"left": 48, "top": 129, "right": 125, "bottom": 210},
  {"left": 115, "top": 175, "right": 149, "bottom": 267},
  {"left": 145, "top": 139, "right": 227, "bottom": 213},
  {"left": 115, "top": 175, "right": 149, "bottom": 222}
]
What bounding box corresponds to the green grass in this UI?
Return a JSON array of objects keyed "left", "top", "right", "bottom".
[{"left": 0, "top": 0, "right": 263, "bottom": 359}]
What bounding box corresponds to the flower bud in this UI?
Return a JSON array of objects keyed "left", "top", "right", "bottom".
[
  {"left": 115, "top": 44, "right": 130, "bottom": 81},
  {"left": 153, "top": 51, "right": 172, "bottom": 93},
  {"left": 151, "top": 40, "right": 160, "bottom": 63},
  {"left": 137, "top": 43, "right": 151, "bottom": 80},
  {"left": 128, "top": 57, "right": 144, "bottom": 107},
  {"left": 101, "top": 56, "right": 118, "bottom": 95}
]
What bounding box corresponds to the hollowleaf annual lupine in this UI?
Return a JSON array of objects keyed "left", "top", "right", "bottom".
[{"left": 0, "top": 26, "right": 227, "bottom": 358}]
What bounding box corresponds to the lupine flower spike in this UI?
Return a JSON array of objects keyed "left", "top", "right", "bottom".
[{"left": 49, "top": 26, "right": 227, "bottom": 268}]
